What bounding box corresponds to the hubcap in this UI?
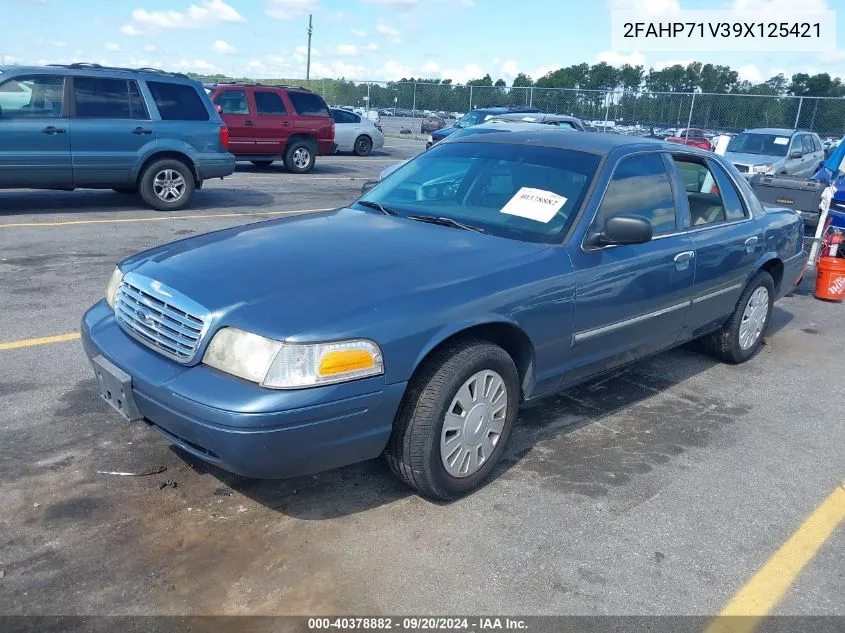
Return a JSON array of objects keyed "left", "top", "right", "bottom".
[
  {"left": 152, "top": 169, "right": 186, "bottom": 202},
  {"left": 739, "top": 286, "right": 769, "bottom": 350},
  {"left": 292, "top": 147, "right": 310, "bottom": 169},
  {"left": 440, "top": 370, "right": 508, "bottom": 478},
  {"left": 357, "top": 139, "right": 370, "bottom": 153}
]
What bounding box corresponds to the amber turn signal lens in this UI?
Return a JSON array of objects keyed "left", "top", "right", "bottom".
[{"left": 318, "top": 349, "right": 376, "bottom": 376}]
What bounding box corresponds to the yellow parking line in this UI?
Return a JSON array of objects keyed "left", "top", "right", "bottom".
[
  {"left": 704, "top": 483, "right": 845, "bottom": 633},
  {"left": 0, "top": 332, "right": 81, "bottom": 350},
  {"left": 0, "top": 207, "right": 333, "bottom": 229}
]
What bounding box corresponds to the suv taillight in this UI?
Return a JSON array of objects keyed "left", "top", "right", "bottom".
[{"left": 219, "top": 125, "right": 229, "bottom": 150}]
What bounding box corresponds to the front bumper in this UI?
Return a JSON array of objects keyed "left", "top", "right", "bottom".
[{"left": 81, "top": 300, "right": 406, "bottom": 479}]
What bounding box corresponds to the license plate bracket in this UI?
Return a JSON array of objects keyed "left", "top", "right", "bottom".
[{"left": 92, "top": 355, "right": 142, "bottom": 422}]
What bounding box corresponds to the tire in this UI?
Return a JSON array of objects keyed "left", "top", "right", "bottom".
[
  {"left": 703, "top": 271, "right": 774, "bottom": 364},
  {"left": 386, "top": 340, "right": 519, "bottom": 500},
  {"left": 353, "top": 136, "right": 373, "bottom": 157},
  {"left": 112, "top": 187, "right": 137, "bottom": 194},
  {"left": 250, "top": 160, "right": 274, "bottom": 167},
  {"left": 283, "top": 141, "right": 316, "bottom": 174},
  {"left": 138, "top": 159, "right": 195, "bottom": 211}
]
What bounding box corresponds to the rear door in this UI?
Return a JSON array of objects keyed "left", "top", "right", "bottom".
[
  {"left": 70, "top": 75, "right": 154, "bottom": 187},
  {"left": 800, "top": 134, "right": 817, "bottom": 176},
  {"left": 286, "top": 91, "right": 333, "bottom": 152},
  {"left": 252, "top": 89, "right": 290, "bottom": 155},
  {"left": 0, "top": 73, "right": 71, "bottom": 188},
  {"left": 564, "top": 152, "right": 696, "bottom": 384},
  {"left": 212, "top": 88, "right": 255, "bottom": 154}
]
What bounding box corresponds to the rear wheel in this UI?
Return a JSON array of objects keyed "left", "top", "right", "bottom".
[
  {"left": 354, "top": 135, "right": 373, "bottom": 157},
  {"left": 703, "top": 271, "right": 774, "bottom": 364},
  {"left": 283, "top": 141, "right": 316, "bottom": 174},
  {"left": 138, "top": 159, "right": 195, "bottom": 211},
  {"left": 250, "top": 160, "right": 274, "bottom": 167},
  {"left": 386, "top": 340, "right": 519, "bottom": 500}
]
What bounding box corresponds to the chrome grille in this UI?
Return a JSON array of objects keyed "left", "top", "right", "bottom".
[{"left": 114, "top": 273, "right": 208, "bottom": 363}]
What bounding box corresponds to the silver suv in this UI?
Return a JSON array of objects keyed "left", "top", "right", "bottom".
[{"left": 725, "top": 128, "right": 824, "bottom": 179}]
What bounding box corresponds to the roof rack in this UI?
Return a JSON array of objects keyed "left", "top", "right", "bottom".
[
  {"left": 45, "top": 63, "right": 190, "bottom": 79},
  {"left": 206, "top": 81, "right": 313, "bottom": 92}
]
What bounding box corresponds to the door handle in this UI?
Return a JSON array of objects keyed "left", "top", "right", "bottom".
[
  {"left": 132, "top": 127, "right": 153, "bottom": 135},
  {"left": 244, "top": 120, "right": 255, "bottom": 127},
  {"left": 744, "top": 236, "right": 758, "bottom": 246},
  {"left": 674, "top": 251, "right": 695, "bottom": 263},
  {"left": 41, "top": 126, "right": 66, "bottom": 135}
]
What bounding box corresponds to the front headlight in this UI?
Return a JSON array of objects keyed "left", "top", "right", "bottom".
[
  {"left": 753, "top": 164, "right": 774, "bottom": 174},
  {"left": 202, "top": 327, "right": 384, "bottom": 389},
  {"left": 105, "top": 267, "right": 124, "bottom": 309}
]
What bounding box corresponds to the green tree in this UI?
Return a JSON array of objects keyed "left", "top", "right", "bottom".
[{"left": 512, "top": 72, "right": 533, "bottom": 88}]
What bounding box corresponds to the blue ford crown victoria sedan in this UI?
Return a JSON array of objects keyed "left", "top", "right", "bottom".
[{"left": 82, "top": 130, "right": 806, "bottom": 500}]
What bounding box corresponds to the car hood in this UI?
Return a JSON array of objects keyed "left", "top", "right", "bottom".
[
  {"left": 121, "top": 207, "right": 546, "bottom": 339},
  {"left": 724, "top": 151, "right": 784, "bottom": 165},
  {"left": 432, "top": 126, "right": 460, "bottom": 141}
]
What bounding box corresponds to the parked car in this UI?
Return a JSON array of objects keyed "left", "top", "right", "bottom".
[
  {"left": 428, "top": 106, "right": 542, "bottom": 147},
  {"left": 208, "top": 82, "right": 335, "bottom": 173},
  {"left": 83, "top": 130, "right": 805, "bottom": 500},
  {"left": 666, "top": 128, "right": 712, "bottom": 151},
  {"left": 330, "top": 108, "right": 385, "bottom": 156},
  {"left": 487, "top": 112, "right": 586, "bottom": 131},
  {"left": 724, "top": 128, "right": 824, "bottom": 179},
  {"left": 421, "top": 115, "right": 446, "bottom": 134},
  {"left": 0, "top": 63, "right": 234, "bottom": 210}
]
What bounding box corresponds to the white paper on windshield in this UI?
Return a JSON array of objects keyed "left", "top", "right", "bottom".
[
  {"left": 500, "top": 187, "right": 567, "bottom": 223},
  {"left": 773, "top": 137, "right": 789, "bottom": 145}
]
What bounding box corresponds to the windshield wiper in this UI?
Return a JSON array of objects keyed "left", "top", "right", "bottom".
[
  {"left": 407, "top": 214, "right": 485, "bottom": 233},
  {"left": 357, "top": 200, "right": 398, "bottom": 216}
]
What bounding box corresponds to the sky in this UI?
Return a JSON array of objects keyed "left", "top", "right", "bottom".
[{"left": 1, "top": 0, "right": 843, "bottom": 84}]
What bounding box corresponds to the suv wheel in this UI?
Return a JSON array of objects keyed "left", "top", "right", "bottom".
[
  {"left": 284, "top": 141, "right": 316, "bottom": 174},
  {"left": 251, "top": 160, "right": 274, "bottom": 168},
  {"left": 139, "top": 159, "right": 195, "bottom": 211},
  {"left": 354, "top": 135, "right": 373, "bottom": 157}
]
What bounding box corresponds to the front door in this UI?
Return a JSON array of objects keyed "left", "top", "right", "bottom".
[
  {"left": 0, "top": 74, "right": 71, "bottom": 188},
  {"left": 213, "top": 88, "right": 255, "bottom": 155},
  {"left": 70, "top": 76, "right": 155, "bottom": 187},
  {"left": 252, "top": 89, "right": 290, "bottom": 155},
  {"left": 564, "top": 152, "right": 695, "bottom": 385}
]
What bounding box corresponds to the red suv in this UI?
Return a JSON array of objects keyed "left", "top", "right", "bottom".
[{"left": 207, "top": 83, "right": 335, "bottom": 173}]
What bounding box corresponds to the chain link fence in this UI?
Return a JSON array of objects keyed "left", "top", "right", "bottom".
[{"left": 290, "top": 79, "right": 845, "bottom": 138}]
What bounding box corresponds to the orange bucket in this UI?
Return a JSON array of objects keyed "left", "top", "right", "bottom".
[{"left": 814, "top": 256, "right": 845, "bottom": 301}]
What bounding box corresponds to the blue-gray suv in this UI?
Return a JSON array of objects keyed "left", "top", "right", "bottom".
[{"left": 0, "top": 63, "right": 235, "bottom": 210}]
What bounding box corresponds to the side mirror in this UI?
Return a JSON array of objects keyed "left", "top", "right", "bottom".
[
  {"left": 360, "top": 180, "right": 378, "bottom": 194},
  {"left": 790, "top": 149, "right": 803, "bottom": 159},
  {"left": 586, "top": 214, "right": 653, "bottom": 247}
]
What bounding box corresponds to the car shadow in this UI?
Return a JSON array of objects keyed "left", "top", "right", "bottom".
[
  {"left": 178, "top": 319, "right": 799, "bottom": 518},
  {"left": 0, "top": 188, "right": 276, "bottom": 216},
  {"left": 234, "top": 163, "right": 375, "bottom": 176}
]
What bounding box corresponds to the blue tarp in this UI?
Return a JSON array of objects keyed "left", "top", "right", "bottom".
[{"left": 813, "top": 140, "right": 845, "bottom": 183}]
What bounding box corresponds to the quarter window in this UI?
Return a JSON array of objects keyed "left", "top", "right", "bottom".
[
  {"left": 147, "top": 81, "right": 209, "bottom": 121},
  {"left": 73, "top": 77, "right": 148, "bottom": 119},
  {"left": 254, "top": 91, "right": 288, "bottom": 115},
  {"left": 594, "top": 154, "right": 677, "bottom": 236},
  {"left": 213, "top": 89, "right": 249, "bottom": 115},
  {"left": 801, "top": 135, "right": 814, "bottom": 155},
  {"left": 287, "top": 91, "right": 329, "bottom": 117},
  {"left": 0, "top": 75, "right": 65, "bottom": 118}
]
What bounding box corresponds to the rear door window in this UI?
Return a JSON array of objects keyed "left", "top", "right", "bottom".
[
  {"left": 802, "top": 135, "right": 814, "bottom": 155},
  {"left": 147, "top": 81, "right": 209, "bottom": 121},
  {"left": 213, "top": 89, "right": 249, "bottom": 115},
  {"left": 287, "top": 91, "right": 329, "bottom": 117},
  {"left": 254, "top": 90, "right": 288, "bottom": 115},
  {"left": 812, "top": 135, "right": 822, "bottom": 152},
  {"left": 73, "top": 77, "right": 148, "bottom": 119},
  {"left": 0, "top": 74, "right": 65, "bottom": 118}
]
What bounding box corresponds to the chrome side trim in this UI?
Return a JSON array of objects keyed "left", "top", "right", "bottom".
[
  {"left": 573, "top": 300, "right": 690, "bottom": 344},
  {"left": 691, "top": 283, "right": 742, "bottom": 304}
]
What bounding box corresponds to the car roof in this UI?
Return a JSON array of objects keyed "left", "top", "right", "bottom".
[
  {"left": 743, "top": 128, "right": 804, "bottom": 136},
  {"left": 489, "top": 112, "right": 582, "bottom": 123},
  {"left": 446, "top": 128, "right": 701, "bottom": 156},
  {"left": 1, "top": 63, "right": 194, "bottom": 82}
]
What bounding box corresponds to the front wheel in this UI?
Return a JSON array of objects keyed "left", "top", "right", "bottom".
[
  {"left": 704, "top": 271, "right": 774, "bottom": 364},
  {"left": 138, "top": 159, "right": 195, "bottom": 211},
  {"left": 283, "top": 141, "right": 316, "bottom": 174},
  {"left": 386, "top": 340, "right": 519, "bottom": 500}
]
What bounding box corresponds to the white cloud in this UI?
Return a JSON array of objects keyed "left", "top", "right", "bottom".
[
  {"left": 422, "top": 60, "right": 441, "bottom": 74},
  {"left": 171, "top": 58, "right": 219, "bottom": 72},
  {"left": 2, "top": 55, "right": 21, "bottom": 64},
  {"left": 268, "top": 54, "right": 287, "bottom": 65},
  {"left": 441, "top": 63, "right": 485, "bottom": 84},
  {"left": 376, "top": 20, "right": 401, "bottom": 44},
  {"left": 34, "top": 37, "right": 66, "bottom": 48},
  {"left": 818, "top": 50, "right": 845, "bottom": 64},
  {"left": 335, "top": 44, "right": 357, "bottom": 56},
  {"left": 737, "top": 64, "right": 763, "bottom": 82},
  {"left": 144, "top": 44, "right": 158, "bottom": 52},
  {"left": 291, "top": 45, "right": 319, "bottom": 63},
  {"left": 362, "top": 43, "right": 378, "bottom": 52},
  {"left": 596, "top": 50, "right": 645, "bottom": 66},
  {"left": 531, "top": 65, "right": 559, "bottom": 80},
  {"left": 310, "top": 60, "right": 368, "bottom": 79},
  {"left": 121, "top": 0, "right": 245, "bottom": 35},
  {"left": 652, "top": 58, "right": 694, "bottom": 70},
  {"left": 376, "top": 59, "right": 412, "bottom": 80},
  {"left": 247, "top": 59, "right": 267, "bottom": 71},
  {"left": 608, "top": 0, "right": 680, "bottom": 13},
  {"left": 212, "top": 39, "right": 236, "bottom": 54},
  {"left": 351, "top": 28, "right": 366, "bottom": 37},
  {"left": 362, "top": 0, "right": 417, "bottom": 4},
  {"left": 106, "top": 42, "right": 121, "bottom": 51},
  {"left": 499, "top": 59, "right": 519, "bottom": 80},
  {"left": 265, "top": 0, "right": 317, "bottom": 19},
  {"left": 732, "top": 0, "right": 827, "bottom": 12}
]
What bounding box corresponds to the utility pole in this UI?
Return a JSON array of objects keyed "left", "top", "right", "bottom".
[{"left": 306, "top": 14, "right": 313, "bottom": 81}]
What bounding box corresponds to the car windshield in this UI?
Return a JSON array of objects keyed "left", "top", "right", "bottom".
[
  {"left": 357, "top": 141, "right": 600, "bottom": 243},
  {"left": 727, "top": 132, "right": 790, "bottom": 157},
  {"left": 455, "top": 111, "right": 487, "bottom": 128}
]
